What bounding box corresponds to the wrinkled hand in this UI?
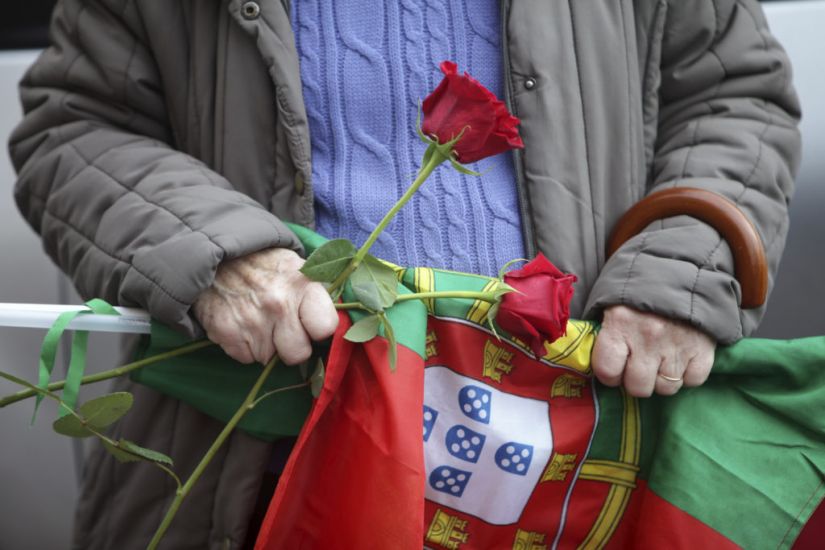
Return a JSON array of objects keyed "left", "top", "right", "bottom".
[
  {"left": 192, "top": 248, "right": 338, "bottom": 365},
  {"left": 592, "top": 305, "right": 715, "bottom": 397}
]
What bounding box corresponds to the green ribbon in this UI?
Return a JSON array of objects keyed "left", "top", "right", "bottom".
[{"left": 33, "top": 299, "right": 119, "bottom": 421}]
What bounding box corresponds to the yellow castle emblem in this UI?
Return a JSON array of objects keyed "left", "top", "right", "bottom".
[
  {"left": 426, "top": 331, "right": 438, "bottom": 359},
  {"left": 426, "top": 509, "right": 469, "bottom": 549},
  {"left": 541, "top": 453, "right": 578, "bottom": 482},
  {"left": 551, "top": 373, "right": 587, "bottom": 398},
  {"left": 513, "top": 529, "right": 548, "bottom": 550},
  {"left": 482, "top": 340, "right": 515, "bottom": 383}
]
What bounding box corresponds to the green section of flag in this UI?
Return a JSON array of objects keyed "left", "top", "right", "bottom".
[
  {"left": 131, "top": 323, "right": 312, "bottom": 441},
  {"left": 587, "top": 335, "right": 825, "bottom": 548},
  {"left": 587, "top": 388, "right": 628, "bottom": 462},
  {"left": 637, "top": 336, "right": 825, "bottom": 548}
]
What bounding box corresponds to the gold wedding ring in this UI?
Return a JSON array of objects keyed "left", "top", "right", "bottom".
[{"left": 658, "top": 373, "right": 683, "bottom": 383}]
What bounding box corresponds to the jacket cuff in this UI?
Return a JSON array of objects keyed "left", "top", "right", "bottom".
[
  {"left": 583, "top": 223, "right": 747, "bottom": 344},
  {"left": 119, "top": 215, "right": 304, "bottom": 339}
]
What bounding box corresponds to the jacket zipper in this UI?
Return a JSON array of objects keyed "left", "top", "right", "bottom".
[{"left": 500, "top": 0, "right": 537, "bottom": 259}]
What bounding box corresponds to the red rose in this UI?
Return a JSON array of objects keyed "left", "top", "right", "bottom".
[
  {"left": 496, "top": 254, "right": 577, "bottom": 357},
  {"left": 422, "top": 61, "right": 524, "bottom": 163}
]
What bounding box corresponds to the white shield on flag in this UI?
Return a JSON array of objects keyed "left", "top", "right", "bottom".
[{"left": 423, "top": 366, "right": 553, "bottom": 525}]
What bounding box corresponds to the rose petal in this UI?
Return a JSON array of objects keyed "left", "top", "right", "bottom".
[{"left": 421, "top": 60, "right": 523, "bottom": 163}]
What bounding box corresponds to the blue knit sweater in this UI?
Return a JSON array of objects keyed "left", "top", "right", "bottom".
[{"left": 291, "top": 0, "right": 524, "bottom": 276}]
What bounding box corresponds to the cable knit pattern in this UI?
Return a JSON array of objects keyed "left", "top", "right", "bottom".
[{"left": 292, "top": 0, "right": 524, "bottom": 276}]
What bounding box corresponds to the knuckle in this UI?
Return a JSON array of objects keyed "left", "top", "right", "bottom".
[
  {"left": 605, "top": 305, "right": 633, "bottom": 322},
  {"left": 206, "top": 324, "right": 236, "bottom": 345},
  {"left": 593, "top": 359, "right": 625, "bottom": 380},
  {"left": 640, "top": 320, "right": 665, "bottom": 339},
  {"left": 313, "top": 311, "right": 340, "bottom": 339},
  {"left": 272, "top": 248, "right": 305, "bottom": 271},
  {"left": 261, "top": 292, "right": 290, "bottom": 314},
  {"left": 592, "top": 339, "right": 628, "bottom": 381},
  {"left": 278, "top": 343, "right": 312, "bottom": 366},
  {"left": 224, "top": 344, "right": 254, "bottom": 364},
  {"left": 684, "top": 366, "right": 711, "bottom": 387}
]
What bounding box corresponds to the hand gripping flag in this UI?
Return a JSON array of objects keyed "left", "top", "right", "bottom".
[{"left": 132, "top": 228, "right": 825, "bottom": 549}]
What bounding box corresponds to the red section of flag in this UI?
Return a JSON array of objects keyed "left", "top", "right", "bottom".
[
  {"left": 606, "top": 480, "right": 739, "bottom": 550},
  {"left": 255, "top": 313, "right": 426, "bottom": 550},
  {"left": 422, "top": 319, "right": 597, "bottom": 548},
  {"left": 792, "top": 492, "right": 825, "bottom": 549}
]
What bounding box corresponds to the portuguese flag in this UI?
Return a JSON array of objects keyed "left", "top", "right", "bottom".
[{"left": 132, "top": 227, "right": 825, "bottom": 549}]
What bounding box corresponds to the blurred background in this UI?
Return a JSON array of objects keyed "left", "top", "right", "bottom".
[{"left": 1, "top": 1, "right": 823, "bottom": 548}]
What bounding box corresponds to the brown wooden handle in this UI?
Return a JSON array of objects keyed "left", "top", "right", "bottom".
[{"left": 606, "top": 188, "right": 768, "bottom": 308}]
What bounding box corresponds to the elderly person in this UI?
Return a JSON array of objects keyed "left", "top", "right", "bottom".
[{"left": 9, "top": 0, "right": 799, "bottom": 548}]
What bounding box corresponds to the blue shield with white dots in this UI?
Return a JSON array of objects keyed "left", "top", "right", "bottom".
[
  {"left": 458, "top": 385, "right": 492, "bottom": 424},
  {"left": 495, "top": 442, "right": 534, "bottom": 476},
  {"left": 428, "top": 465, "right": 472, "bottom": 497},
  {"left": 423, "top": 366, "right": 554, "bottom": 525},
  {"left": 445, "top": 425, "right": 486, "bottom": 463},
  {"left": 423, "top": 405, "right": 438, "bottom": 442}
]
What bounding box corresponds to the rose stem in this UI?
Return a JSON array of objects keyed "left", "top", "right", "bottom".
[
  {"left": 0, "top": 340, "right": 215, "bottom": 408},
  {"left": 334, "top": 290, "right": 499, "bottom": 311},
  {"left": 328, "top": 145, "right": 449, "bottom": 291},
  {"left": 146, "top": 352, "right": 283, "bottom": 550}
]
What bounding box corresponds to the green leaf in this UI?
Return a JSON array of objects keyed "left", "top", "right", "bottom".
[
  {"left": 380, "top": 313, "right": 398, "bottom": 372},
  {"left": 53, "top": 414, "right": 94, "bottom": 438},
  {"left": 310, "top": 358, "right": 325, "bottom": 398},
  {"left": 300, "top": 239, "right": 357, "bottom": 282},
  {"left": 103, "top": 440, "right": 142, "bottom": 462},
  {"left": 344, "top": 314, "right": 381, "bottom": 343},
  {"left": 120, "top": 440, "right": 174, "bottom": 465},
  {"left": 78, "top": 392, "right": 133, "bottom": 429},
  {"left": 52, "top": 392, "right": 134, "bottom": 437},
  {"left": 351, "top": 282, "right": 383, "bottom": 312},
  {"left": 350, "top": 255, "right": 398, "bottom": 311},
  {"left": 52, "top": 392, "right": 134, "bottom": 438},
  {"left": 103, "top": 439, "right": 173, "bottom": 466}
]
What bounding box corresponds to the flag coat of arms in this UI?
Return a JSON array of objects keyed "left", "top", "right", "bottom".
[{"left": 133, "top": 228, "right": 825, "bottom": 549}]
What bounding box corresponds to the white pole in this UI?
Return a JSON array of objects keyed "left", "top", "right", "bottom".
[{"left": 0, "top": 304, "right": 152, "bottom": 334}]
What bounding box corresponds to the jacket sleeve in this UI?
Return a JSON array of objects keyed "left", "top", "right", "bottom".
[
  {"left": 8, "top": 0, "right": 303, "bottom": 337},
  {"left": 584, "top": 0, "right": 801, "bottom": 343}
]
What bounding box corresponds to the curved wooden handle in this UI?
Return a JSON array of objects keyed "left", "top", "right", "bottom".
[{"left": 606, "top": 188, "right": 768, "bottom": 308}]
